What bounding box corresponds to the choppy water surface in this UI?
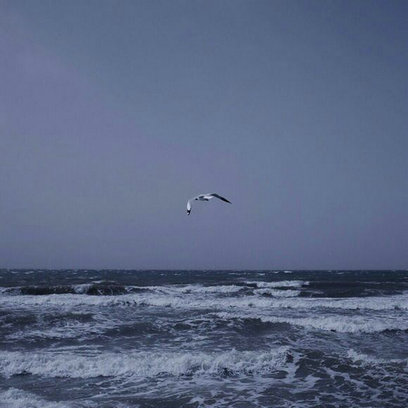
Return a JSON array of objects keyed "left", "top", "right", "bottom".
[{"left": 0, "top": 270, "right": 407, "bottom": 407}]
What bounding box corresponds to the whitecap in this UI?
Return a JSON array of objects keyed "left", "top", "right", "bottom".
[
  {"left": 2, "top": 291, "right": 408, "bottom": 313},
  {"left": 216, "top": 312, "right": 408, "bottom": 333},
  {"left": 254, "top": 289, "right": 300, "bottom": 298},
  {"left": 347, "top": 349, "right": 408, "bottom": 365},
  {"left": 246, "top": 280, "right": 308, "bottom": 289},
  {"left": 0, "top": 388, "right": 72, "bottom": 408},
  {"left": 0, "top": 347, "right": 290, "bottom": 379}
]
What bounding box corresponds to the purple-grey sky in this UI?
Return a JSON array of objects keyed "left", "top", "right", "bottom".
[{"left": 1, "top": 0, "right": 407, "bottom": 269}]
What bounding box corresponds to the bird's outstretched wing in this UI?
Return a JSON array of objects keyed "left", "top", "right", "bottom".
[{"left": 209, "top": 193, "right": 231, "bottom": 204}]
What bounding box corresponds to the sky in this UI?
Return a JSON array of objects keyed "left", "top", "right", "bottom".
[{"left": 0, "top": 0, "right": 407, "bottom": 269}]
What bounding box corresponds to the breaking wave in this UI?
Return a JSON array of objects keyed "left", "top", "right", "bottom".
[
  {"left": 245, "top": 280, "right": 307, "bottom": 289},
  {"left": 253, "top": 288, "right": 300, "bottom": 297},
  {"left": 347, "top": 349, "right": 408, "bottom": 366},
  {"left": 216, "top": 312, "right": 408, "bottom": 333},
  {"left": 0, "top": 281, "right": 305, "bottom": 297},
  {"left": 0, "top": 388, "right": 71, "bottom": 408},
  {"left": 0, "top": 347, "right": 290, "bottom": 379},
  {"left": 1, "top": 291, "right": 408, "bottom": 312}
]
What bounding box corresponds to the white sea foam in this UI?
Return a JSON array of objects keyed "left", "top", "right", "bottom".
[
  {"left": 262, "top": 315, "right": 408, "bottom": 333},
  {"left": 347, "top": 349, "right": 408, "bottom": 365},
  {"left": 2, "top": 291, "right": 408, "bottom": 314},
  {"left": 149, "top": 283, "right": 300, "bottom": 297},
  {"left": 216, "top": 312, "right": 408, "bottom": 333},
  {"left": 246, "top": 280, "right": 307, "bottom": 289},
  {"left": 72, "top": 284, "right": 93, "bottom": 294},
  {"left": 0, "top": 388, "right": 72, "bottom": 408},
  {"left": 0, "top": 347, "right": 290, "bottom": 379},
  {"left": 0, "top": 287, "right": 12, "bottom": 294},
  {"left": 6, "top": 319, "right": 109, "bottom": 340},
  {"left": 164, "top": 284, "right": 245, "bottom": 295},
  {"left": 0, "top": 282, "right": 301, "bottom": 297},
  {"left": 254, "top": 289, "right": 300, "bottom": 297}
]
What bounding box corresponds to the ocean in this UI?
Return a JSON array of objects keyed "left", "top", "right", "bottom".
[{"left": 0, "top": 269, "right": 407, "bottom": 407}]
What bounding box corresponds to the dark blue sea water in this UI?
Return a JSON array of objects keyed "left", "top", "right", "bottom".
[{"left": 0, "top": 270, "right": 408, "bottom": 407}]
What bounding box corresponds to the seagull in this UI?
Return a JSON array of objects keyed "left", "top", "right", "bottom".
[{"left": 186, "top": 193, "right": 231, "bottom": 215}]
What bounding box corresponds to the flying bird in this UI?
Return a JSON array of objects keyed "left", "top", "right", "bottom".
[{"left": 186, "top": 193, "right": 231, "bottom": 215}]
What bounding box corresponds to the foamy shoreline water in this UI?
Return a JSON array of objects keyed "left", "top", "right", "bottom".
[{"left": 0, "top": 270, "right": 407, "bottom": 407}]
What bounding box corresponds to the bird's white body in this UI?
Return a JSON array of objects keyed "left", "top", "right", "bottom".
[{"left": 186, "top": 193, "right": 231, "bottom": 215}]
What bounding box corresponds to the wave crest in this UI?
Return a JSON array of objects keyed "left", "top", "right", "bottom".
[
  {"left": 0, "top": 347, "right": 290, "bottom": 379},
  {"left": 347, "top": 349, "right": 408, "bottom": 365},
  {"left": 216, "top": 312, "right": 408, "bottom": 333},
  {"left": 0, "top": 388, "right": 71, "bottom": 408}
]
